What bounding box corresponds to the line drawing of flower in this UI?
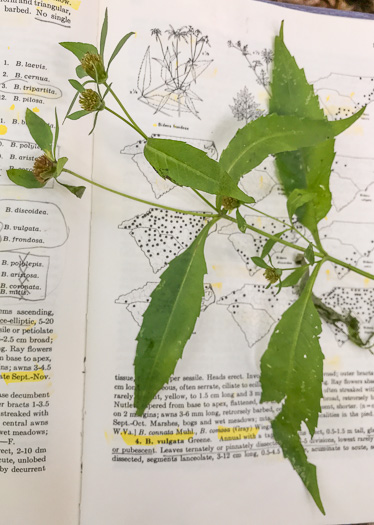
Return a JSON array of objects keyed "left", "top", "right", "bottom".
[{"left": 137, "top": 26, "right": 213, "bottom": 118}]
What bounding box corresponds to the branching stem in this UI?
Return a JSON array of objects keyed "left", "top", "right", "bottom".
[{"left": 62, "top": 168, "right": 216, "bottom": 218}]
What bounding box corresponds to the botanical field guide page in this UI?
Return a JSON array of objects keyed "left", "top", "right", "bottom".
[
  {"left": 1, "top": 0, "right": 374, "bottom": 524},
  {"left": 0, "top": 1, "right": 99, "bottom": 524}
]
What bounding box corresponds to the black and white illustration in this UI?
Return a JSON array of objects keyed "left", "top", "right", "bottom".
[{"left": 137, "top": 26, "right": 213, "bottom": 118}]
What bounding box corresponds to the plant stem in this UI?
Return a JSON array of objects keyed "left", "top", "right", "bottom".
[
  {"left": 105, "top": 83, "right": 148, "bottom": 140},
  {"left": 104, "top": 107, "right": 139, "bottom": 135},
  {"left": 62, "top": 168, "right": 217, "bottom": 218},
  {"left": 223, "top": 214, "right": 374, "bottom": 282},
  {"left": 242, "top": 203, "right": 315, "bottom": 248},
  {"left": 191, "top": 189, "right": 218, "bottom": 212},
  {"left": 325, "top": 254, "right": 374, "bottom": 281},
  {"left": 223, "top": 214, "right": 325, "bottom": 257}
]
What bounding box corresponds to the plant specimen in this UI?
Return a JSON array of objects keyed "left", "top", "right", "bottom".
[
  {"left": 7, "top": 11, "right": 374, "bottom": 515},
  {"left": 137, "top": 25, "right": 212, "bottom": 118}
]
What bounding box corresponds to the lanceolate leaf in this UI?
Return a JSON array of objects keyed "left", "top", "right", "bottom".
[
  {"left": 236, "top": 209, "right": 247, "bottom": 233},
  {"left": 279, "top": 265, "right": 309, "bottom": 288},
  {"left": 55, "top": 157, "right": 68, "bottom": 177},
  {"left": 6, "top": 168, "right": 46, "bottom": 188},
  {"left": 304, "top": 243, "right": 315, "bottom": 265},
  {"left": 67, "top": 110, "right": 90, "bottom": 120},
  {"left": 261, "top": 229, "right": 288, "bottom": 258},
  {"left": 100, "top": 8, "right": 108, "bottom": 59},
  {"left": 57, "top": 181, "right": 86, "bottom": 199},
  {"left": 25, "top": 109, "right": 53, "bottom": 158},
  {"left": 107, "top": 32, "right": 135, "bottom": 72},
  {"left": 53, "top": 109, "right": 59, "bottom": 159},
  {"left": 269, "top": 23, "right": 349, "bottom": 245},
  {"left": 219, "top": 110, "right": 364, "bottom": 186},
  {"left": 59, "top": 41, "right": 98, "bottom": 60},
  {"left": 144, "top": 138, "right": 254, "bottom": 203},
  {"left": 134, "top": 219, "right": 215, "bottom": 416},
  {"left": 287, "top": 189, "right": 315, "bottom": 224},
  {"left": 260, "top": 263, "right": 325, "bottom": 513}
]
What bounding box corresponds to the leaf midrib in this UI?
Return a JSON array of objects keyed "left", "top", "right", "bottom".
[
  {"left": 146, "top": 143, "right": 224, "bottom": 189},
  {"left": 225, "top": 127, "right": 320, "bottom": 177},
  {"left": 138, "top": 227, "right": 207, "bottom": 404}
]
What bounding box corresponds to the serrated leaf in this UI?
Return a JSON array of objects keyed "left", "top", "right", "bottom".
[
  {"left": 57, "top": 181, "right": 86, "bottom": 198},
  {"left": 278, "top": 265, "right": 309, "bottom": 288},
  {"left": 6, "top": 168, "right": 46, "bottom": 188},
  {"left": 67, "top": 110, "right": 90, "bottom": 120},
  {"left": 25, "top": 109, "right": 53, "bottom": 158},
  {"left": 260, "top": 264, "right": 325, "bottom": 513},
  {"left": 304, "top": 243, "right": 315, "bottom": 265},
  {"left": 134, "top": 220, "right": 214, "bottom": 415},
  {"left": 55, "top": 157, "right": 68, "bottom": 177},
  {"left": 261, "top": 229, "right": 288, "bottom": 258},
  {"left": 287, "top": 189, "right": 315, "bottom": 223},
  {"left": 100, "top": 8, "right": 108, "bottom": 58},
  {"left": 69, "top": 79, "right": 86, "bottom": 93},
  {"left": 269, "top": 23, "right": 348, "bottom": 246},
  {"left": 219, "top": 111, "right": 364, "bottom": 186},
  {"left": 236, "top": 209, "right": 247, "bottom": 233},
  {"left": 251, "top": 256, "right": 269, "bottom": 270},
  {"left": 53, "top": 108, "right": 59, "bottom": 159},
  {"left": 59, "top": 41, "right": 98, "bottom": 60},
  {"left": 107, "top": 32, "right": 135, "bottom": 72},
  {"left": 144, "top": 138, "right": 254, "bottom": 203}
]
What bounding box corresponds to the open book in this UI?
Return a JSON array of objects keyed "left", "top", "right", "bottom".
[{"left": 1, "top": 1, "right": 374, "bottom": 523}]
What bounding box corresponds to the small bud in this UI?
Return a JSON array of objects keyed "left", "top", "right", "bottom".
[
  {"left": 221, "top": 196, "right": 240, "bottom": 211},
  {"left": 32, "top": 155, "right": 56, "bottom": 183},
  {"left": 264, "top": 267, "right": 281, "bottom": 284},
  {"left": 79, "top": 89, "right": 105, "bottom": 112},
  {"left": 81, "top": 52, "right": 107, "bottom": 83}
]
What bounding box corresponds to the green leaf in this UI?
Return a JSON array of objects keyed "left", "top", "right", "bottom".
[
  {"left": 278, "top": 265, "right": 309, "bottom": 288},
  {"left": 53, "top": 108, "right": 59, "bottom": 159},
  {"left": 219, "top": 111, "right": 364, "bottom": 186},
  {"left": 67, "top": 110, "right": 90, "bottom": 120},
  {"left": 64, "top": 79, "right": 94, "bottom": 123},
  {"left": 100, "top": 8, "right": 108, "bottom": 59},
  {"left": 251, "top": 256, "right": 269, "bottom": 270},
  {"left": 260, "top": 264, "right": 325, "bottom": 514},
  {"left": 25, "top": 109, "right": 53, "bottom": 158},
  {"left": 6, "top": 168, "right": 46, "bottom": 188},
  {"left": 57, "top": 181, "right": 86, "bottom": 198},
  {"left": 55, "top": 157, "right": 68, "bottom": 177},
  {"left": 88, "top": 112, "right": 99, "bottom": 136},
  {"left": 261, "top": 229, "right": 288, "bottom": 258},
  {"left": 69, "top": 79, "right": 86, "bottom": 93},
  {"left": 134, "top": 220, "right": 214, "bottom": 415},
  {"left": 107, "top": 32, "right": 135, "bottom": 72},
  {"left": 236, "top": 209, "right": 247, "bottom": 233},
  {"left": 304, "top": 243, "right": 315, "bottom": 265},
  {"left": 59, "top": 41, "right": 98, "bottom": 60},
  {"left": 76, "top": 65, "right": 87, "bottom": 78},
  {"left": 287, "top": 189, "right": 315, "bottom": 223},
  {"left": 144, "top": 138, "right": 254, "bottom": 203},
  {"left": 269, "top": 23, "right": 349, "bottom": 245}
]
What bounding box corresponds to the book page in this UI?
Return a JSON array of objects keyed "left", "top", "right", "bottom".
[
  {"left": 0, "top": 2, "right": 98, "bottom": 524},
  {"left": 80, "top": 1, "right": 374, "bottom": 524}
]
